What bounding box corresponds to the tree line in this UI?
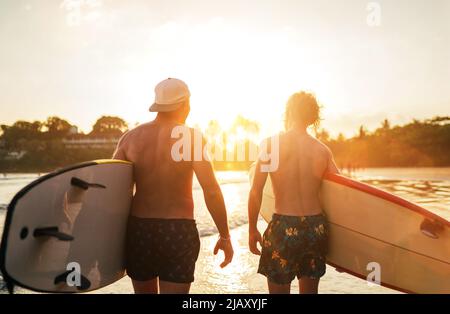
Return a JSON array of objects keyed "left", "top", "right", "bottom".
[
  {"left": 0, "top": 116, "right": 127, "bottom": 172},
  {"left": 0, "top": 115, "right": 448, "bottom": 172},
  {"left": 317, "top": 116, "right": 450, "bottom": 168}
]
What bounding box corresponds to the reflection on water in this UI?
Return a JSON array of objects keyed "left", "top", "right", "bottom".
[
  {"left": 362, "top": 179, "right": 450, "bottom": 223},
  {"left": 348, "top": 167, "right": 450, "bottom": 181},
  {"left": 193, "top": 181, "right": 250, "bottom": 237},
  {"left": 193, "top": 225, "right": 268, "bottom": 294},
  {"left": 351, "top": 169, "right": 450, "bottom": 221}
]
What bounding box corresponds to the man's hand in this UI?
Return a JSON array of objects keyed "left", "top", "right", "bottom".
[
  {"left": 214, "top": 237, "right": 234, "bottom": 268},
  {"left": 249, "top": 228, "right": 263, "bottom": 255}
]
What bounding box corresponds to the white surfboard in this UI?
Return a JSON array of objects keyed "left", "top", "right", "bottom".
[
  {"left": 249, "top": 164, "right": 450, "bottom": 294},
  {"left": 0, "top": 159, "right": 133, "bottom": 293}
]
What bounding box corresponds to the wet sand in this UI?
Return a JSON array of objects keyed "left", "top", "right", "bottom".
[{"left": 94, "top": 221, "right": 399, "bottom": 294}]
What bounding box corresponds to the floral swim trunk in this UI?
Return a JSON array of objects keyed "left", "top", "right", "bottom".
[{"left": 258, "top": 213, "right": 329, "bottom": 284}]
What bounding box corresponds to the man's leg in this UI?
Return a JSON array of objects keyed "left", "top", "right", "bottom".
[
  {"left": 159, "top": 281, "right": 191, "bottom": 294},
  {"left": 267, "top": 279, "right": 291, "bottom": 294},
  {"left": 132, "top": 278, "right": 159, "bottom": 294},
  {"left": 299, "top": 277, "right": 319, "bottom": 294}
]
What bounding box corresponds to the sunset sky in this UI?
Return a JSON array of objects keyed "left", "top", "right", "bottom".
[{"left": 0, "top": 0, "right": 449, "bottom": 138}]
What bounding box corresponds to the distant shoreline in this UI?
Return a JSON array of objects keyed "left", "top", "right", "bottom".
[{"left": 1, "top": 165, "right": 450, "bottom": 175}]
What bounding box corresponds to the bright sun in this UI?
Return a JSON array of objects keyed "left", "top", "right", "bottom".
[{"left": 113, "top": 18, "right": 338, "bottom": 138}]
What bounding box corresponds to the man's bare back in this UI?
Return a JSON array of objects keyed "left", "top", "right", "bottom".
[
  {"left": 270, "top": 130, "right": 338, "bottom": 217},
  {"left": 113, "top": 120, "right": 195, "bottom": 219}
]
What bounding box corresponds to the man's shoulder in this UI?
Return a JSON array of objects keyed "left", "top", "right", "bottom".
[
  {"left": 125, "top": 121, "right": 155, "bottom": 136},
  {"left": 133, "top": 121, "right": 154, "bottom": 131},
  {"left": 117, "top": 123, "right": 148, "bottom": 144},
  {"left": 309, "top": 136, "right": 332, "bottom": 156},
  {"left": 118, "top": 127, "right": 136, "bottom": 142}
]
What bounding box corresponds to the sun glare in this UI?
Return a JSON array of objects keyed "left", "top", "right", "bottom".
[{"left": 118, "top": 18, "right": 333, "bottom": 138}]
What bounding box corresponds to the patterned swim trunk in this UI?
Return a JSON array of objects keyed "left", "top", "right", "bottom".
[
  {"left": 125, "top": 216, "right": 200, "bottom": 283},
  {"left": 258, "top": 213, "right": 329, "bottom": 284}
]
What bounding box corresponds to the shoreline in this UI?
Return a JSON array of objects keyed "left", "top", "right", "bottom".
[{"left": 1, "top": 166, "right": 450, "bottom": 175}]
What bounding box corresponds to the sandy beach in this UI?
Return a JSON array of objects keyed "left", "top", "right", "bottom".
[{"left": 94, "top": 221, "right": 399, "bottom": 294}]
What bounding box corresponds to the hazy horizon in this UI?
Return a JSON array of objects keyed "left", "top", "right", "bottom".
[{"left": 1, "top": 0, "right": 449, "bottom": 137}]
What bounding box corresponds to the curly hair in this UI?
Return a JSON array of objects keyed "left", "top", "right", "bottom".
[{"left": 284, "top": 91, "right": 321, "bottom": 130}]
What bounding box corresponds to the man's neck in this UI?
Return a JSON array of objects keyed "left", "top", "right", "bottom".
[
  {"left": 290, "top": 124, "right": 308, "bottom": 135},
  {"left": 155, "top": 114, "right": 185, "bottom": 124}
]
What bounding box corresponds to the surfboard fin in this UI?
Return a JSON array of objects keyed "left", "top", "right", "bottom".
[
  {"left": 33, "top": 227, "right": 74, "bottom": 241},
  {"left": 54, "top": 270, "right": 91, "bottom": 291},
  {"left": 71, "top": 177, "right": 106, "bottom": 190}
]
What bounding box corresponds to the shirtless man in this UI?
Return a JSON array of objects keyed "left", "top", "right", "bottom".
[
  {"left": 248, "top": 91, "right": 339, "bottom": 294},
  {"left": 113, "top": 78, "right": 233, "bottom": 294}
]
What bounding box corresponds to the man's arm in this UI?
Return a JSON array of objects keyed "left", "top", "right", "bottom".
[
  {"left": 192, "top": 134, "right": 233, "bottom": 267},
  {"left": 248, "top": 159, "right": 268, "bottom": 255},
  {"left": 248, "top": 137, "right": 271, "bottom": 255},
  {"left": 193, "top": 158, "right": 230, "bottom": 238}
]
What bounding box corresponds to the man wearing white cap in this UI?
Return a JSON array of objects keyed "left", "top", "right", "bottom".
[{"left": 113, "top": 78, "right": 233, "bottom": 294}]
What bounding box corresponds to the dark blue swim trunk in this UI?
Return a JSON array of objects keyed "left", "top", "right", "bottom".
[
  {"left": 258, "top": 213, "right": 329, "bottom": 284},
  {"left": 125, "top": 216, "right": 200, "bottom": 283}
]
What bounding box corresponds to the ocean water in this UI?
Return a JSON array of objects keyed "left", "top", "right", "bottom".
[
  {"left": 1, "top": 169, "right": 449, "bottom": 235},
  {"left": 349, "top": 168, "right": 450, "bottom": 221},
  {"left": 1, "top": 169, "right": 450, "bottom": 236},
  {"left": 1, "top": 168, "right": 449, "bottom": 292}
]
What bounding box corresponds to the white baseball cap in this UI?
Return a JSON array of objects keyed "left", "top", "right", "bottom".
[{"left": 149, "top": 78, "right": 191, "bottom": 112}]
